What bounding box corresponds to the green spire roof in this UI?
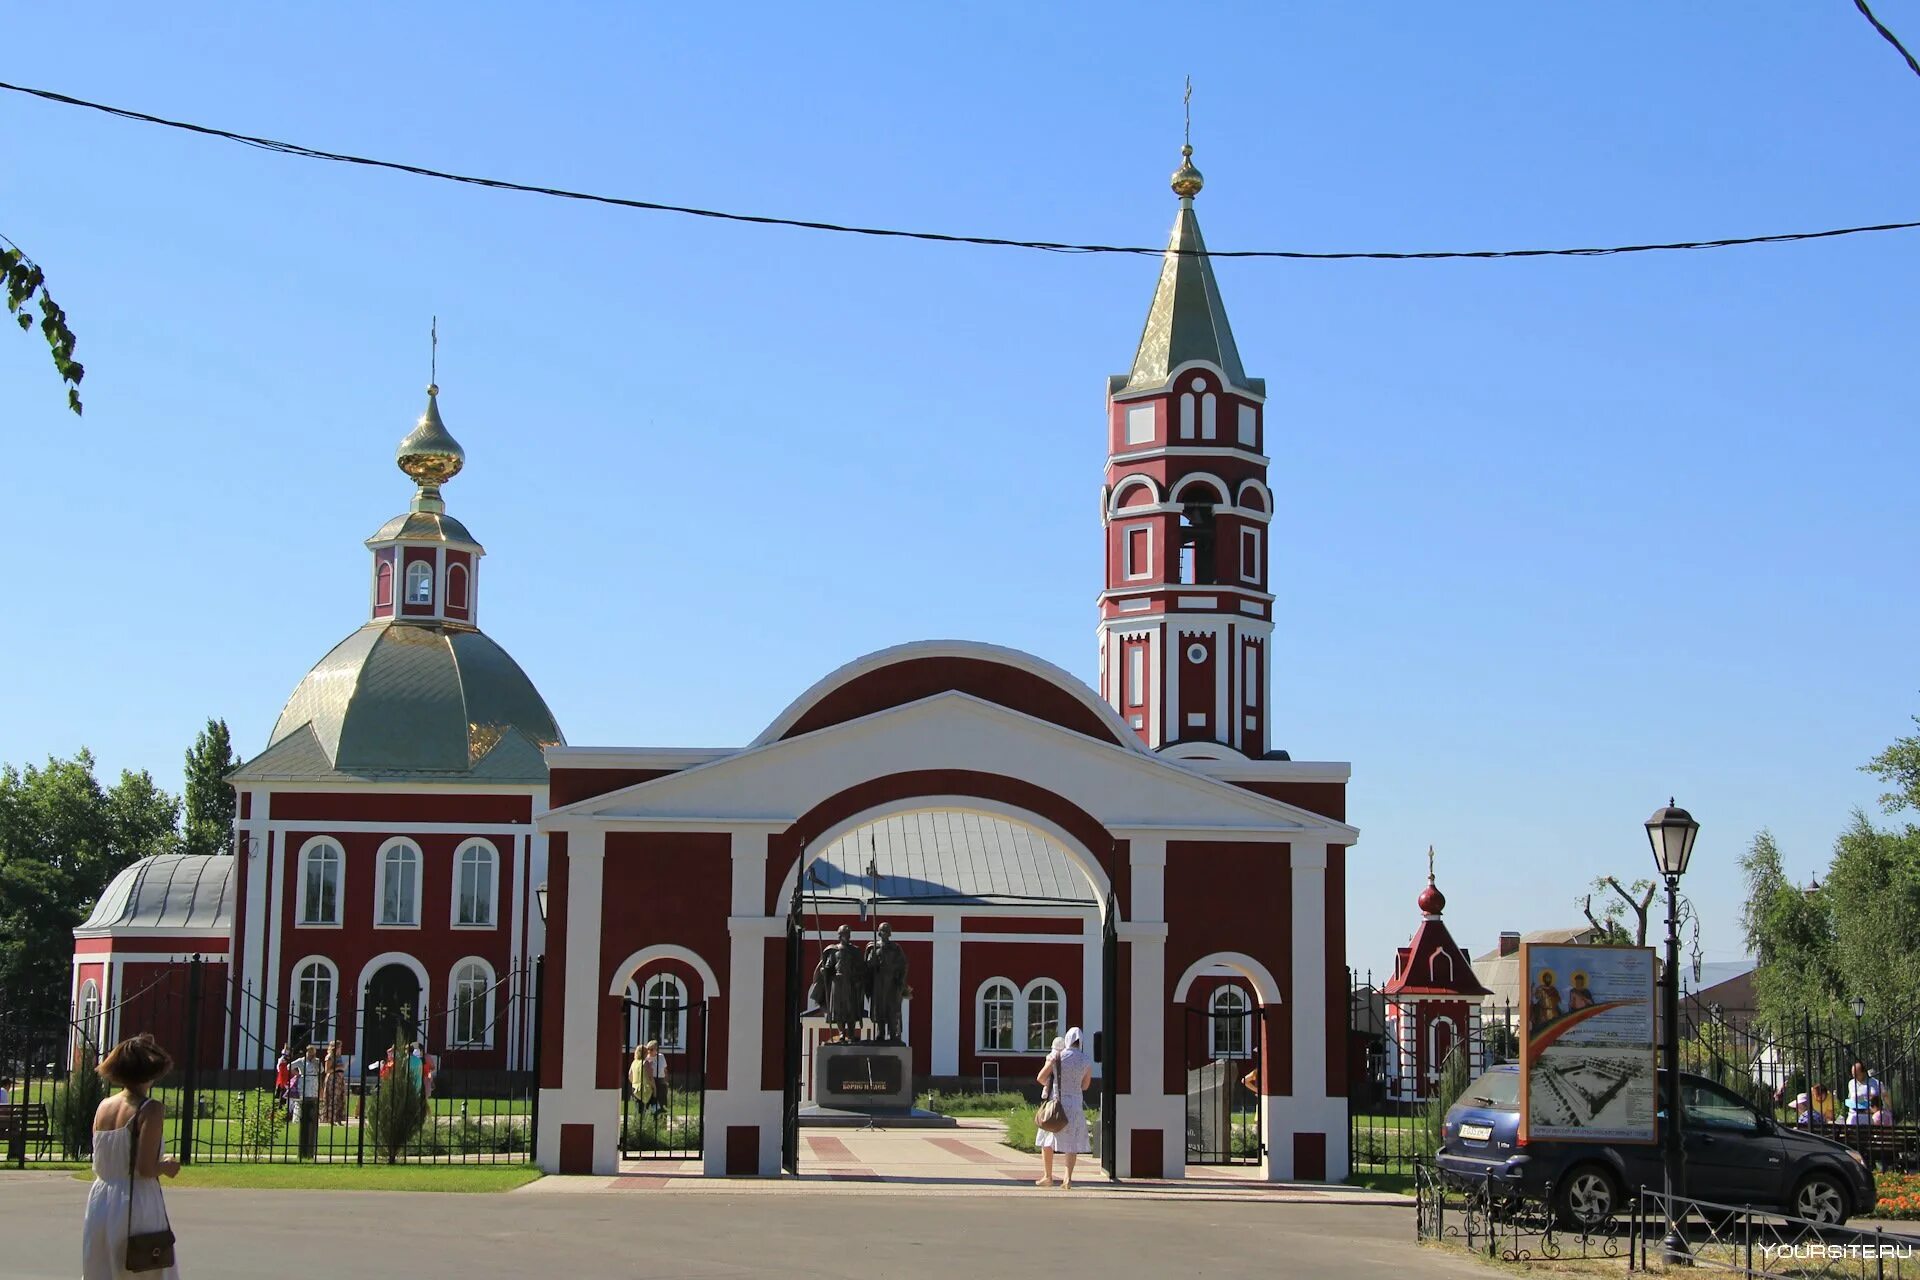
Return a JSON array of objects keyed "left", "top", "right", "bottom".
[{"left": 1113, "top": 152, "right": 1258, "bottom": 396}]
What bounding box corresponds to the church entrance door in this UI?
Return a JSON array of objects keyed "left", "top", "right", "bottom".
[{"left": 362, "top": 964, "right": 421, "bottom": 1070}]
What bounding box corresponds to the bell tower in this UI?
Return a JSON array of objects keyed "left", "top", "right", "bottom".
[
  {"left": 366, "top": 384, "right": 485, "bottom": 628},
  {"left": 1099, "top": 144, "right": 1274, "bottom": 754}
]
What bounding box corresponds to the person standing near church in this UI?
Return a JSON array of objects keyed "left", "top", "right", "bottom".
[
  {"left": 290, "top": 1045, "right": 321, "bottom": 1158},
  {"left": 1846, "top": 1061, "right": 1884, "bottom": 1126},
  {"left": 1035, "top": 1028, "right": 1094, "bottom": 1190}
]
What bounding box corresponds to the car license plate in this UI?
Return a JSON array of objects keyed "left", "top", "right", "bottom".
[{"left": 1459, "top": 1123, "right": 1493, "bottom": 1142}]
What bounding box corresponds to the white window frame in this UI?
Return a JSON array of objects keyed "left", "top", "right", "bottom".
[
  {"left": 290, "top": 956, "right": 339, "bottom": 1046},
  {"left": 1124, "top": 404, "right": 1155, "bottom": 446},
  {"left": 626, "top": 973, "right": 689, "bottom": 1051},
  {"left": 1237, "top": 403, "right": 1257, "bottom": 447},
  {"left": 1179, "top": 392, "right": 1196, "bottom": 439},
  {"left": 1123, "top": 524, "right": 1153, "bottom": 581},
  {"left": 79, "top": 979, "right": 101, "bottom": 1052},
  {"left": 1200, "top": 392, "right": 1217, "bottom": 441},
  {"left": 1210, "top": 985, "right": 1253, "bottom": 1059},
  {"left": 1022, "top": 978, "right": 1066, "bottom": 1053},
  {"left": 1430, "top": 950, "right": 1455, "bottom": 984},
  {"left": 374, "top": 559, "right": 394, "bottom": 609},
  {"left": 1429, "top": 1015, "right": 1459, "bottom": 1075},
  {"left": 446, "top": 561, "right": 470, "bottom": 610},
  {"left": 404, "top": 560, "right": 434, "bottom": 606},
  {"left": 295, "top": 836, "right": 344, "bottom": 928},
  {"left": 375, "top": 838, "right": 422, "bottom": 928},
  {"left": 1239, "top": 526, "right": 1262, "bottom": 585},
  {"left": 1243, "top": 646, "right": 1259, "bottom": 710},
  {"left": 448, "top": 958, "right": 495, "bottom": 1049},
  {"left": 451, "top": 839, "right": 499, "bottom": 929},
  {"left": 1127, "top": 644, "right": 1145, "bottom": 709},
  {"left": 975, "top": 978, "right": 1018, "bottom": 1054}
]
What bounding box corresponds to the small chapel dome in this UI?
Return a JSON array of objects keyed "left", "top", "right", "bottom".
[{"left": 1417, "top": 879, "right": 1446, "bottom": 916}]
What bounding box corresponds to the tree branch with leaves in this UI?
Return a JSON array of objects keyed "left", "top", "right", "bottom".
[{"left": 2, "top": 238, "right": 82, "bottom": 414}]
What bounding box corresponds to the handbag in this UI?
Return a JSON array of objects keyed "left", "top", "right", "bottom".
[
  {"left": 1034, "top": 1064, "right": 1069, "bottom": 1134},
  {"left": 124, "top": 1098, "right": 177, "bottom": 1273}
]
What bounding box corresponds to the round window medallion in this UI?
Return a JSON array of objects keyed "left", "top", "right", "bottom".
[
  {"left": 1186, "top": 643, "right": 1208, "bottom": 664},
  {"left": 1193, "top": 377, "right": 1209, "bottom": 392}
]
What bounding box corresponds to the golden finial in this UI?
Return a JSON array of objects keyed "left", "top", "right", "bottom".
[
  {"left": 1427, "top": 844, "right": 1436, "bottom": 884},
  {"left": 1171, "top": 78, "right": 1204, "bottom": 198},
  {"left": 396, "top": 319, "right": 464, "bottom": 513}
]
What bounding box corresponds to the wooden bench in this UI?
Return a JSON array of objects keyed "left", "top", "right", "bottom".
[
  {"left": 1825, "top": 1122, "right": 1920, "bottom": 1171},
  {"left": 0, "top": 1102, "right": 52, "bottom": 1163}
]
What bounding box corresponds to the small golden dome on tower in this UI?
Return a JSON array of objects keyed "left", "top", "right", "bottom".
[
  {"left": 1171, "top": 144, "right": 1204, "bottom": 199},
  {"left": 395, "top": 385, "right": 465, "bottom": 513}
]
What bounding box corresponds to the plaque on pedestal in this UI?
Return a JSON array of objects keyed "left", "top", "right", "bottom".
[{"left": 814, "top": 1042, "right": 914, "bottom": 1111}]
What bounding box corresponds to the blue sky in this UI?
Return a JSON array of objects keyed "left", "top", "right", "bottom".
[{"left": 2, "top": 3, "right": 1916, "bottom": 981}]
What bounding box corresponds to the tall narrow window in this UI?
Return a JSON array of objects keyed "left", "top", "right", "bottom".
[
  {"left": 1210, "top": 985, "right": 1250, "bottom": 1058},
  {"left": 1179, "top": 392, "right": 1196, "bottom": 439},
  {"left": 299, "top": 840, "right": 342, "bottom": 926},
  {"left": 1243, "top": 647, "right": 1260, "bottom": 710},
  {"left": 1124, "top": 526, "right": 1151, "bottom": 580},
  {"left": 454, "top": 841, "right": 496, "bottom": 927},
  {"left": 644, "top": 974, "right": 688, "bottom": 1051},
  {"left": 405, "top": 561, "right": 433, "bottom": 605},
  {"left": 1024, "top": 980, "right": 1065, "bottom": 1052},
  {"left": 379, "top": 841, "right": 420, "bottom": 926},
  {"left": 978, "top": 981, "right": 1016, "bottom": 1052},
  {"left": 1201, "top": 392, "right": 1217, "bottom": 440},
  {"left": 451, "top": 960, "right": 493, "bottom": 1048},
  {"left": 1178, "top": 503, "right": 1216, "bottom": 585},
  {"left": 1240, "top": 527, "right": 1262, "bottom": 584},
  {"left": 1126, "top": 645, "right": 1144, "bottom": 708},
  {"left": 293, "top": 959, "right": 336, "bottom": 1045},
  {"left": 375, "top": 561, "right": 394, "bottom": 608},
  {"left": 79, "top": 980, "right": 101, "bottom": 1052},
  {"left": 447, "top": 562, "right": 469, "bottom": 610}
]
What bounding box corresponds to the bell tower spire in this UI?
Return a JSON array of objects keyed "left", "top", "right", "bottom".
[{"left": 1099, "top": 117, "right": 1274, "bottom": 756}]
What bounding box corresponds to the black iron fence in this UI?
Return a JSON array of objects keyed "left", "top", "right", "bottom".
[
  {"left": 0, "top": 957, "right": 543, "bottom": 1167},
  {"left": 1413, "top": 1157, "right": 1625, "bottom": 1262},
  {"left": 617, "top": 999, "right": 706, "bottom": 1160}
]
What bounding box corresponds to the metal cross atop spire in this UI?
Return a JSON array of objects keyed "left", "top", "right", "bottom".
[
  {"left": 1183, "top": 75, "right": 1192, "bottom": 148},
  {"left": 1427, "top": 844, "right": 1436, "bottom": 883},
  {"left": 430, "top": 315, "right": 438, "bottom": 393}
]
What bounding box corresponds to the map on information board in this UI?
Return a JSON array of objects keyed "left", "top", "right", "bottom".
[{"left": 1518, "top": 943, "right": 1657, "bottom": 1144}]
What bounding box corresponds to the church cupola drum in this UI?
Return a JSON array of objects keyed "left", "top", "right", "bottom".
[{"left": 1100, "top": 145, "right": 1274, "bottom": 755}]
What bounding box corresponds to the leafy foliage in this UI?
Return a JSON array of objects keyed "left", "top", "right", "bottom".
[
  {"left": 182, "top": 720, "right": 238, "bottom": 859},
  {"left": 1864, "top": 715, "right": 1920, "bottom": 815},
  {"left": 367, "top": 1057, "right": 427, "bottom": 1164},
  {"left": 0, "top": 751, "right": 181, "bottom": 997},
  {"left": 1419, "top": 1045, "right": 1474, "bottom": 1158},
  {"left": 233, "top": 1089, "right": 286, "bottom": 1157},
  {"left": 1, "top": 243, "right": 82, "bottom": 414},
  {"left": 53, "top": 1048, "right": 109, "bottom": 1159}
]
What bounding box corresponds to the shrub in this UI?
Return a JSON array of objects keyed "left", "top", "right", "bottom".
[
  {"left": 53, "top": 1050, "right": 108, "bottom": 1159},
  {"left": 366, "top": 1076, "right": 426, "bottom": 1164},
  {"left": 233, "top": 1089, "right": 284, "bottom": 1157},
  {"left": 1419, "top": 1047, "right": 1473, "bottom": 1159}
]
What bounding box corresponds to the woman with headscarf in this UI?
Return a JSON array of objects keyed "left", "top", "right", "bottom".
[{"left": 1035, "top": 1027, "right": 1094, "bottom": 1188}]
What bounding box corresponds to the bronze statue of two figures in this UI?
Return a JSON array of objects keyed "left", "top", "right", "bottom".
[{"left": 810, "top": 922, "right": 910, "bottom": 1044}]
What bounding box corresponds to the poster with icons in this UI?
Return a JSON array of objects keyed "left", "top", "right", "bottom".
[{"left": 1518, "top": 942, "right": 1658, "bottom": 1144}]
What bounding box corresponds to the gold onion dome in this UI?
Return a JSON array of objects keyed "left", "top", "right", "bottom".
[
  {"left": 1171, "top": 144, "right": 1204, "bottom": 199},
  {"left": 395, "top": 384, "right": 465, "bottom": 513}
]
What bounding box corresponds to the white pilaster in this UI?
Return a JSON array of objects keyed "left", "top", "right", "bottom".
[
  {"left": 707, "top": 830, "right": 783, "bottom": 1176},
  {"left": 1117, "top": 835, "right": 1183, "bottom": 1178},
  {"left": 536, "top": 829, "right": 619, "bottom": 1175},
  {"left": 932, "top": 914, "right": 961, "bottom": 1077},
  {"left": 1264, "top": 839, "right": 1347, "bottom": 1182},
  {"left": 1080, "top": 911, "right": 1102, "bottom": 1076}
]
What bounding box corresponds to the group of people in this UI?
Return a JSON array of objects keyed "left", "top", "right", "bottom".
[
  {"left": 1789, "top": 1062, "right": 1894, "bottom": 1127},
  {"left": 626, "top": 1041, "right": 672, "bottom": 1115},
  {"left": 272, "top": 1041, "right": 350, "bottom": 1125}
]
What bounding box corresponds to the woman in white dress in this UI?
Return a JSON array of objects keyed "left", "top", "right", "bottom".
[
  {"left": 82, "top": 1033, "right": 181, "bottom": 1280},
  {"left": 1035, "top": 1027, "right": 1093, "bottom": 1189}
]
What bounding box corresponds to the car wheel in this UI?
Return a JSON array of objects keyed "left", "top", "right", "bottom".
[
  {"left": 1793, "top": 1172, "right": 1849, "bottom": 1226},
  {"left": 1553, "top": 1164, "right": 1621, "bottom": 1230}
]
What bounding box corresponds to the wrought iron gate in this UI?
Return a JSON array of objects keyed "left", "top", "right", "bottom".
[
  {"left": 1099, "top": 890, "right": 1119, "bottom": 1181},
  {"left": 1184, "top": 1001, "right": 1261, "bottom": 1165},
  {"left": 781, "top": 878, "right": 803, "bottom": 1175},
  {"left": 617, "top": 998, "right": 707, "bottom": 1159}
]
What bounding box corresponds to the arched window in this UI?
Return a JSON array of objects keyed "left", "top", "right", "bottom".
[
  {"left": 977, "top": 980, "right": 1017, "bottom": 1053},
  {"left": 292, "top": 958, "right": 337, "bottom": 1047},
  {"left": 298, "top": 839, "right": 342, "bottom": 926},
  {"left": 404, "top": 561, "right": 433, "bottom": 606},
  {"left": 79, "top": 980, "right": 101, "bottom": 1053},
  {"left": 1210, "top": 985, "right": 1251, "bottom": 1058},
  {"left": 1201, "top": 391, "right": 1217, "bottom": 440},
  {"left": 375, "top": 560, "right": 394, "bottom": 608},
  {"left": 447, "top": 562, "right": 469, "bottom": 610},
  {"left": 1023, "top": 979, "right": 1065, "bottom": 1052},
  {"left": 454, "top": 840, "right": 497, "bottom": 928},
  {"left": 633, "top": 974, "right": 687, "bottom": 1051},
  {"left": 450, "top": 959, "right": 494, "bottom": 1048},
  {"left": 1429, "top": 951, "right": 1454, "bottom": 985},
  {"left": 1429, "top": 1016, "right": 1459, "bottom": 1077},
  {"left": 1179, "top": 391, "right": 1196, "bottom": 439},
  {"left": 377, "top": 841, "right": 421, "bottom": 926}
]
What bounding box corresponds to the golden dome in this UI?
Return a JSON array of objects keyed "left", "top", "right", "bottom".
[
  {"left": 1171, "top": 144, "right": 1204, "bottom": 199},
  {"left": 395, "top": 384, "right": 465, "bottom": 512}
]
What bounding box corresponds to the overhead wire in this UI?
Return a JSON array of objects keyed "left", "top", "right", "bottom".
[
  {"left": 1852, "top": 0, "right": 1920, "bottom": 79},
  {"left": 2, "top": 77, "right": 1917, "bottom": 262}
]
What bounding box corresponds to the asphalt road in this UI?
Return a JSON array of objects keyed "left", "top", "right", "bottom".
[{"left": 0, "top": 1174, "right": 1488, "bottom": 1279}]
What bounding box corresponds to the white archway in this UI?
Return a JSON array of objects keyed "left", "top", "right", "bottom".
[
  {"left": 1172, "top": 951, "right": 1283, "bottom": 1006},
  {"left": 353, "top": 950, "right": 431, "bottom": 1068},
  {"left": 606, "top": 944, "right": 721, "bottom": 1000}
]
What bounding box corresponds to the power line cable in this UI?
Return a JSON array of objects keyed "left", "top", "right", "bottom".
[
  {"left": 1853, "top": 0, "right": 1920, "bottom": 79},
  {"left": 3, "top": 77, "right": 1918, "bottom": 262}
]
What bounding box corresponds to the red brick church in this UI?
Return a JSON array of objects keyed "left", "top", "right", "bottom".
[{"left": 74, "top": 143, "right": 1360, "bottom": 1181}]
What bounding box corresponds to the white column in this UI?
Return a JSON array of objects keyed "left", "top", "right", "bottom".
[
  {"left": 1080, "top": 910, "right": 1102, "bottom": 1077},
  {"left": 1263, "top": 839, "right": 1346, "bottom": 1181},
  {"left": 1119, "top": 835, "right": 1182, "bottom": 1178},
  {"left": 536, "top": 829, "right": 619, "bottom": 1175},
  {"left": 707, "top": 829, "right": 784, "bottom": 1176},
  {"left": 931, "top": 912, "right": 961, "bottom": 1077}
]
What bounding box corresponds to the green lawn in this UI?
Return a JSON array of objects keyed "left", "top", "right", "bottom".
[
  {"left": 916, "top": 1092, "right": 1102, "bottom": 1156},
  {"left": 1347, "top": 1171, "right": 1415, "bottom": 1196},
  {"left": 70, "top": 1163, "right": 542, "bottom": 1192}
]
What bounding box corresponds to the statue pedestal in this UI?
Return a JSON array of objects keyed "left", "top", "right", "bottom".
[{"left": 813, "top": 1042, "right": 914, "bottom": 1111}]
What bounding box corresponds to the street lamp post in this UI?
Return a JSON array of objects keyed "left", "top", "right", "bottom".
[
  {"left": 1850, "top": 994, "right": 1866, "bottom": 1064},
  {"left": 1647, "top": 799, "right": 1700, "bottom": 1267}
]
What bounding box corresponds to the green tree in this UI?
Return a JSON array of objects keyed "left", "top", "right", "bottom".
[
  {"left": 1863, "top": 713, "right": 1920, "bottom": 815},
  {"left": 1740, "top": 829, "right": 1839, "bottom": 1028},
  {"left": 182, "top": 719, "right": 238, "bottom": 858},
  {"left": 2, "top": 240, "right": 82, "bottom": 414},
  {"left": 1581, "top": 875, "right": 1694, "bottom": 947},
  {"left": 0, "top": 751, "right": 180, "bottom": 997}
]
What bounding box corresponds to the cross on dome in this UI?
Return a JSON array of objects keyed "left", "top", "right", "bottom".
[{"left": 1417, "top": 845, "right": 1447, "bottom": 916}]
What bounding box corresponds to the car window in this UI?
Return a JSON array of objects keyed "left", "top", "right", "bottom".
[
  {"left": 1682, "top": 1080, "right": 1759, "bottom": 1132},
  {"left": 1462, "top": 1069, "right": 1520, "bottom": 1109}
]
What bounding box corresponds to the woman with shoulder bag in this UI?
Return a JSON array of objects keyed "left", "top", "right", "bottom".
[
  {"left": 1034, "top": 1027, "right": 1094, "bottom": 1189},
  {"left": 82, "top": 1032, "right": 182, "bottom": 1278}
]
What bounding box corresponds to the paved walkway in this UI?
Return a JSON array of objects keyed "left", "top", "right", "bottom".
[
  {"left": 0, "top": 1170, "right": 1471, "bottom": 1280},
  {"left": 529, "top": 1119, "right": 1410, "bottom": 1204}
]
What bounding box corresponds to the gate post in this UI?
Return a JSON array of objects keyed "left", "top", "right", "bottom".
[
  {"left": 528, "top": 955, "right": 545, "bottom": 1167},
  {"left": 179, "top": 957, "right": 202, "bottom": 1165}
]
